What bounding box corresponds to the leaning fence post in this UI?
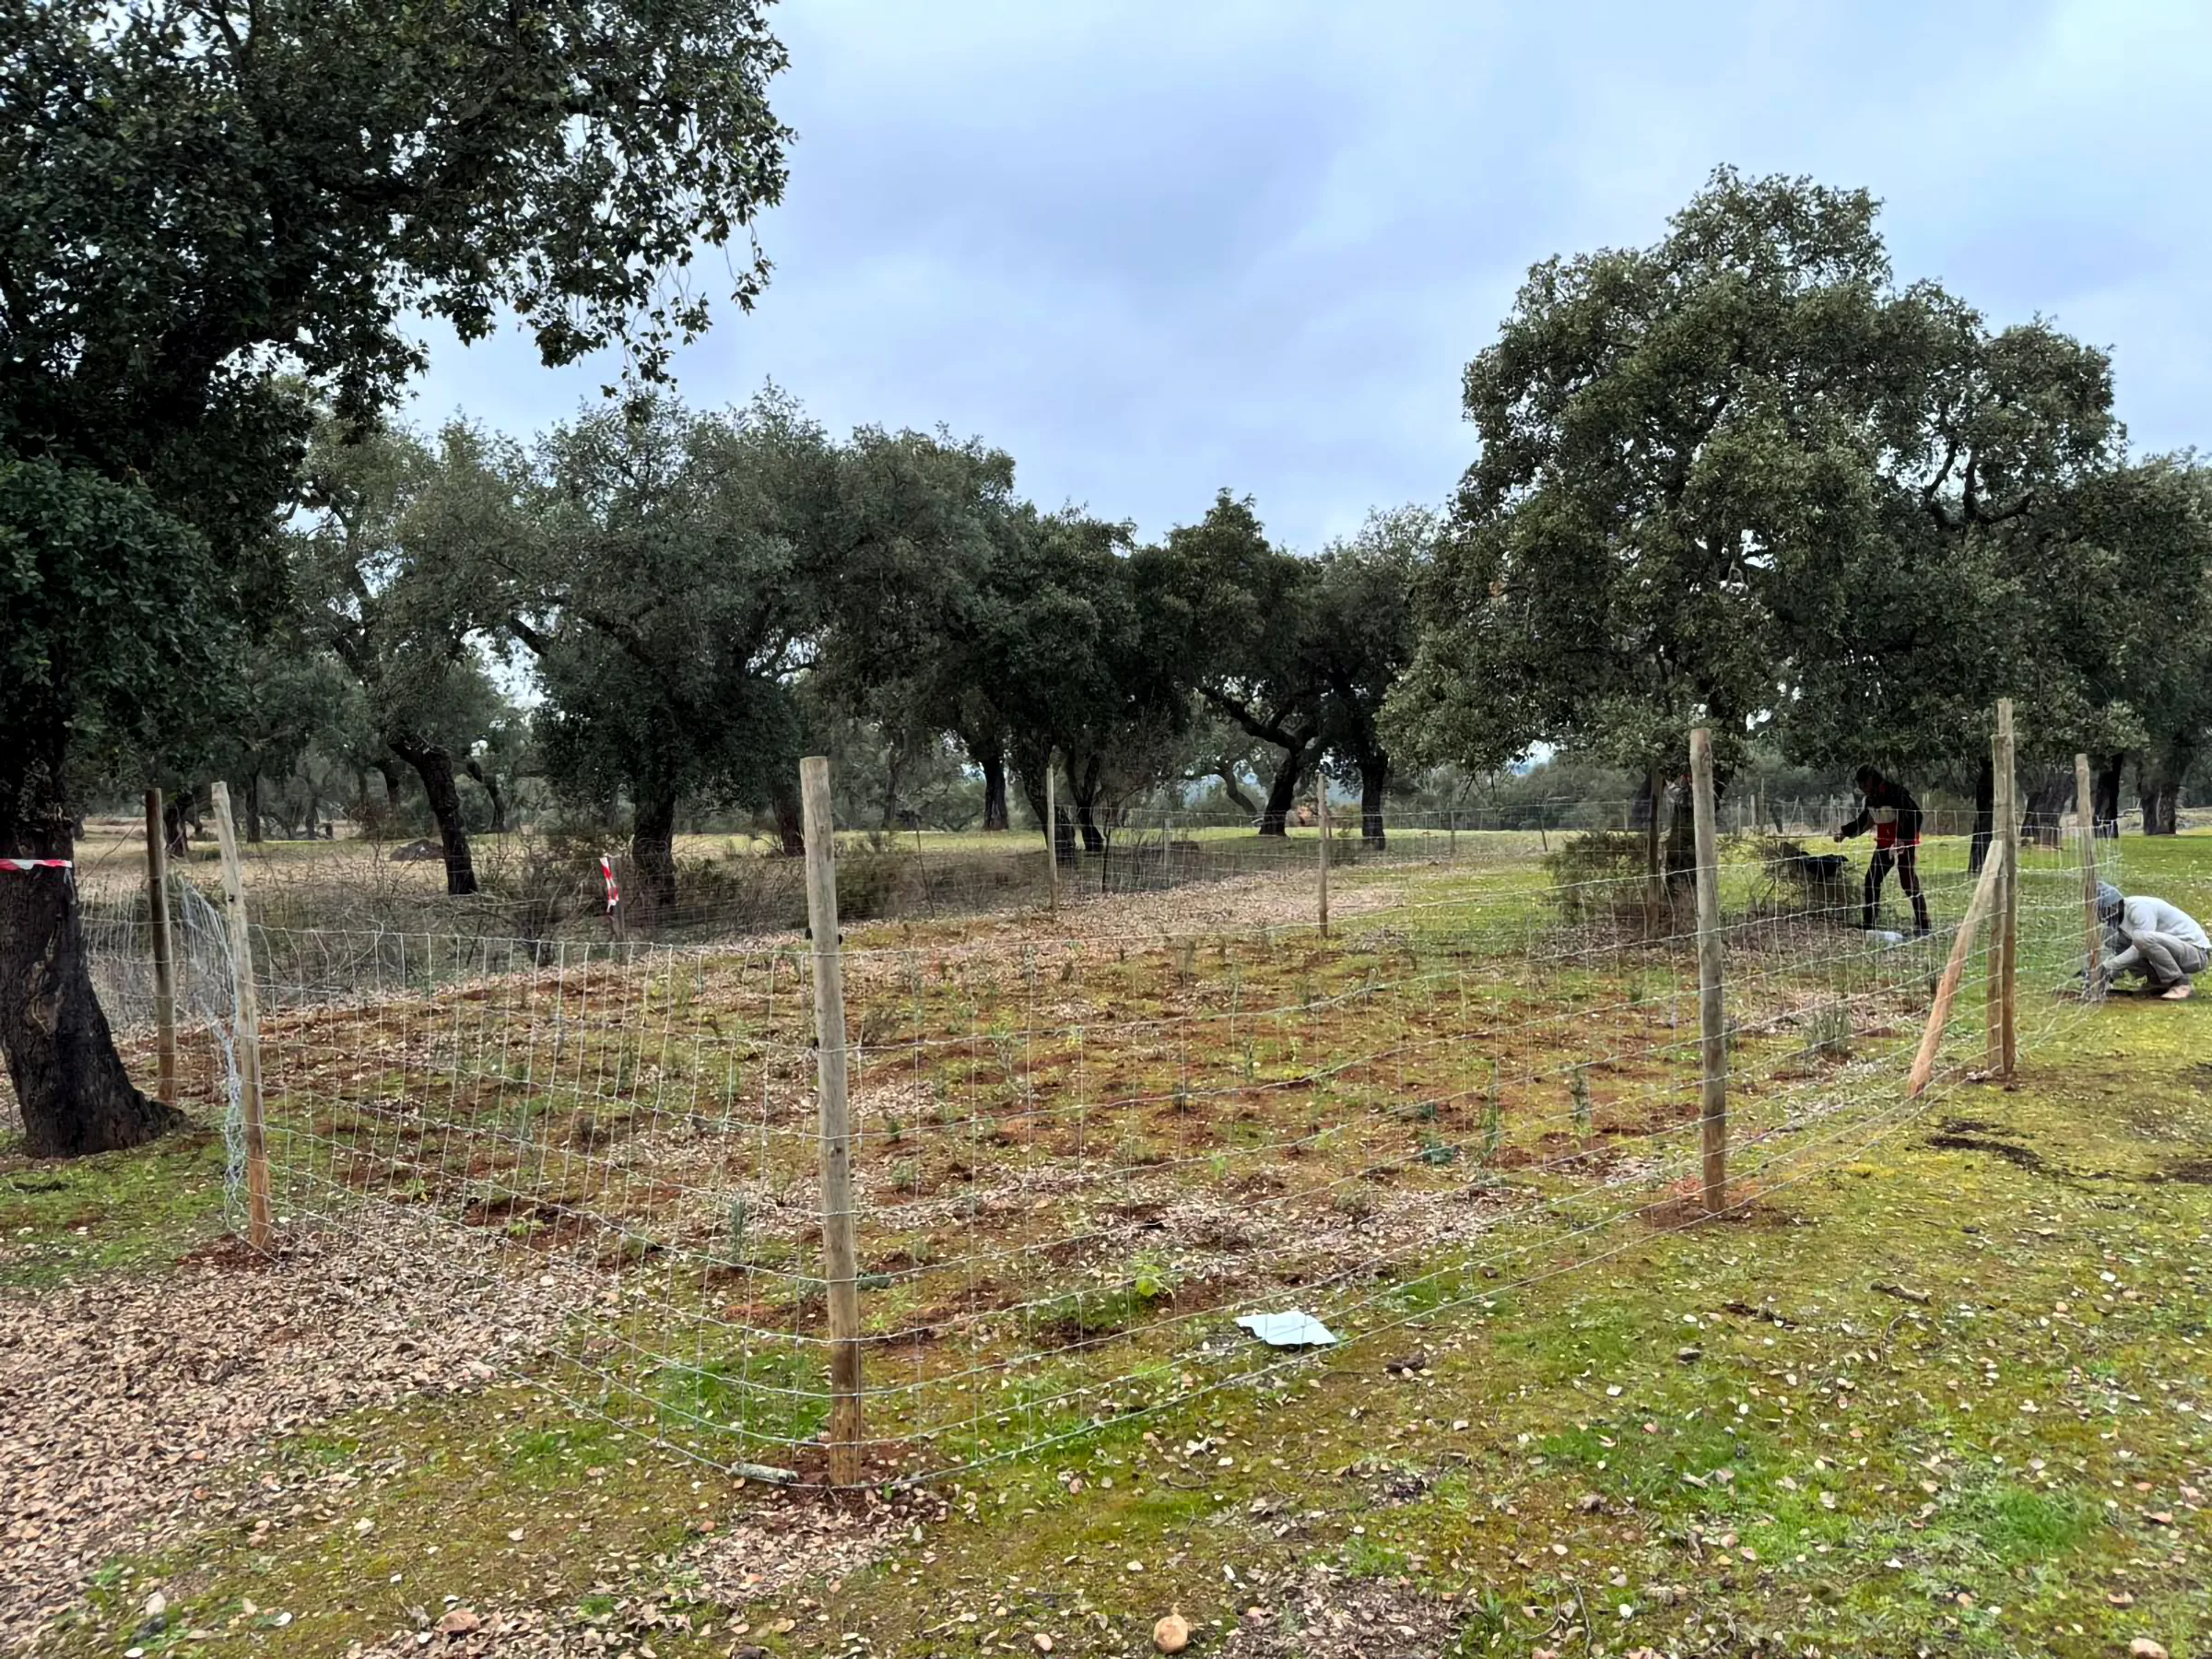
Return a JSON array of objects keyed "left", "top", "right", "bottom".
[
  {"left": 208, "top": 782, "right": 272, "bottom": 1251},
  {"left": 1908, "top": 847, "right": 2006, "bottom": 1098},
  {"left": 1316, "top": 777, "right": 1331, "bottom": 937},
  {"left": 799, "top": 756, "right": 865, "bottom": 1488},
  {"left": 1688, "top": 729, "right": 1727, "bottom": 1215},
  {"left": 2076, "top": 752, "right": 2102, "bottom": 998},
  {"left": 144, "top": 788, "right": 178, "bottom": 1110},
  {"left": 1987, "top": 700, "right": 2018, "bottom": 1079}
]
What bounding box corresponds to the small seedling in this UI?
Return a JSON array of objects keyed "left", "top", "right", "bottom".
[
  {"left": 1804, "top": 997, "right": 1853, "bottom": 1060},
  {"left": 1480, "top": 1063, "right": 1504, "bottom": 1162},
  {"left": 1569, "top": 1065, "right": 1594, "bottom": 1138}
]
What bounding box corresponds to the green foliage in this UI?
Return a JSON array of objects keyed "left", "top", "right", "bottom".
[
  {"left": 0, "top": 459, "right": 228, "bottom": 844},
  {"left": 1388, "top": 165, "right": 2150, "bottom": 794},
  {"left": 1540, "top": 830, "right": 1660, "bottom": 921}
]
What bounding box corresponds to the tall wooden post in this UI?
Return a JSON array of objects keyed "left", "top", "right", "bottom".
[
  {"left": 1688, "top": 730, "right": 1727, "bottom": 1215},
  {"left": 1987, "top": 701, "right": 2018, "bottom": 1078},
  {"left": 2076, "top": 752, "right": 2103, "bottom": 998},
  {"left": 1316, "top": 779, "right": 1331, "bottom": 937},
  {"left": 144, "top": 789, "right": 178, "bottom": 1109},
  {"left": 1043, "top": 756, "right": 1059, "bottom": 917},
  {"left": 799, "top": 757, "right": 864, "bottom": 1488},
  {"left": 208, "top": 782, "right": 272, "bottom": 1251}
]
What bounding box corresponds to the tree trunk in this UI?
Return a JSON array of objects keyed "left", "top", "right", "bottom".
[
  {"left": 0, "top": 719, "right": 182, "bottom": 1155},
  {"left": 1074, "top": 803, "right": 1104, "bottom": 854},
  {"left": 2094, "top": 752, "right": 2125, "bottom": 839},
  {"left": 631, "top": 791, "right": 679, "bottom": 910},
  {"left": 1259, "top": 750, "right": 1310, "bottom": 837},
  {"left": 771, "top": 778, "right": 805, "bottom": 856},
  {"left": 1068, "top": 753, "right": 1106, "bottom": 853},
  {"left": 1664, "top": 770, "right": 1700, "bottom": 887},
  {"left": 1213, "top": 766, "right": 1258, "bottom": 819},
  {"left": 1968, "top": 753, "right": 1995, "bottom": 875},
  {"left": 376, "top": 758, "right": 405, "bottom": 816},
  {"left": 464, "top": 758, "right": 507, "bottom": 834},
  {"left": 244, "top": 771, "right": 264, "bottom": 843},
  {"left": 391, "top": 739, "right": 477, "bottom": 895},
  {"left": 1358, "top": 760, "right": 1387, "bottom": 846},
  {"left": 2140, "top": 744, "right": 2191, "bottom": 836},
  {"left": 1641, "top": 769, "right": 1664, "bottom": 878},
  {"left": 980, "top": 750, "right": 1009, "bottom": 832},
  {"left": 2020, "top": 774, "right": 2070, "bottom": 847},
  {"left": 162, "top": 792, "right": 191, "bottom": 858}
]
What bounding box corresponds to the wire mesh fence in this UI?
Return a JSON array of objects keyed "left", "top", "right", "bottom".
[
  {"left": 53, "top": 787, "right": 2033, "bottom": 972},
  {"left": 7, "top": 759, "right": 2120, "bottom": 1492}
]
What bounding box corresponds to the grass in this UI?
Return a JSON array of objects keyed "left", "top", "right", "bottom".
[{"left": 9, "top": 831, "right": 2212, "bottom": 1657}]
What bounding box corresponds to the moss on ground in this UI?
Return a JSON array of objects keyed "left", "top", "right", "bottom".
[{"left": 0, "top": 1124, "right": 226, "bottom": 1288}]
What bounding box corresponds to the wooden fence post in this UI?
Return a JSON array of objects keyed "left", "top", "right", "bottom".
[
  {"left": 144, "top": 788, "right": 177, "bottom": 1110},
  {"left": 1043, "top": 756, "right": 1059, "bottom": 917},
  {"left": 1987, "top": 700, "right": 2018, "bottom": 1079},
  {"left": 1908, "top": 846, "right": 2006, "bottom": 1098},
  {"left": 1688, "top": 730, "right": 1727, "bottom": 1215},
  {"left": 1316, "top": 779, "right": 1331, "bottom": 937},
  {"left": 208, "top": 782, "right": 272, "bottom": 1251},
  {"left": 799, "top": 756, "right": 865, "bottom": 1488},
  {"left": 2076, "top": 752, "right": 2102, "bottom": 997}
]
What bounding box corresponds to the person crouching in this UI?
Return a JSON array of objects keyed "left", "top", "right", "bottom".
[{"left": 2096, "top": 882, "right": 2209, "bottom": 1001}]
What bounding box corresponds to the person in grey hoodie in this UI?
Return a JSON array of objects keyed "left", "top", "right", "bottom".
[{"left": 2096, "top": 882, "right": 2210, "bottom": 1000}]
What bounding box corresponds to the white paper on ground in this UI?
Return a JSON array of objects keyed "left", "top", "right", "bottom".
[{"left": 1235, "top": 1310, "right": 1339, "bottom": 1347}]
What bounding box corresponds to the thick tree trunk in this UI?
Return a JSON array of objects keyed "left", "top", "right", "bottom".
[
  {"left": 2141, "top": 745, "right": 2190, "bottom": 836},
  {"left": 1068, "top": 754, "right": 1107, "bottom": 853},
  {"left": 1213, "top": 767, "right": 1258, "bottom": 819},
  {"left": 771, "top": 779, "right": 805, "bottom": 856},
  {"left": 391, "top": 739, "right": 477, "bottom": 895},
  {"left": 2021, "top": 774, "right": 2070, "bottom": 847},
  {"left": 162, "top": 792, "right": 191, "bottom": 858},
  {"left": 1259, "top": 750, "right": 1310, "bottom": 838},
  {"left": 1968, "top": 754, "right": 1995, "bottom": 875},
  {"left": 980, "top": 752, "right": 1009, "bottom": 832},
  {"left": 0, "top": 722, "right": 181, "bottom": 1155},
  {"left": 1358, "top": 760, "right": 1387, "bottom": 846},
  {"left": 1074, "top": 803, "right": 1104, "bottom": 854},
  {"left": 2094, "top": 752, "right": 2125, "bottom": 839},
  {"left": 464, "top": 759, "right": 507, "bottom": 834},
  {"left": 244, "top": 771, "right": 264, "bottom": 843},
  {"left": 376, "top": 758, "right": 405, "bottom": 817},
  {"left": 632, "top": 791, "right": 679, "bottom": 909}
]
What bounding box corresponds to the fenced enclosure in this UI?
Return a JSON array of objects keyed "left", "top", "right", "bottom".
[{"left": 12, "top": 740, "right": 2114, "bottom": 1492}]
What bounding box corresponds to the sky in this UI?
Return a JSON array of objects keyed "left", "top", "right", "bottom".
[{"left": 407, "top": 0, "right": 2212, "bottom": 552}]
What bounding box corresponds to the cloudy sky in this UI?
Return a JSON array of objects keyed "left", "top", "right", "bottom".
[{"left": 409, "top": 0, "right": 2211, "bottom": 551}]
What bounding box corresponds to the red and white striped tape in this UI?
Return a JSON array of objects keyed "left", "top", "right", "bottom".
[
  {"left": 0, "top": 858, "right": 74, "bottom": 871},
  {"left": 600, "top": 854, "right": 621, "bottom": 912}
]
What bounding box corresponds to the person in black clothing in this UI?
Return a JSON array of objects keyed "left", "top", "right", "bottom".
[{"left": 1835, "top": 766, "right": 1931, "bottom": 934}]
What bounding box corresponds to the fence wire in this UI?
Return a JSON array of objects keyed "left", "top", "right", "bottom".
[{"left": 6, "top": 811, "right": 2107, "bottom": 1490}]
